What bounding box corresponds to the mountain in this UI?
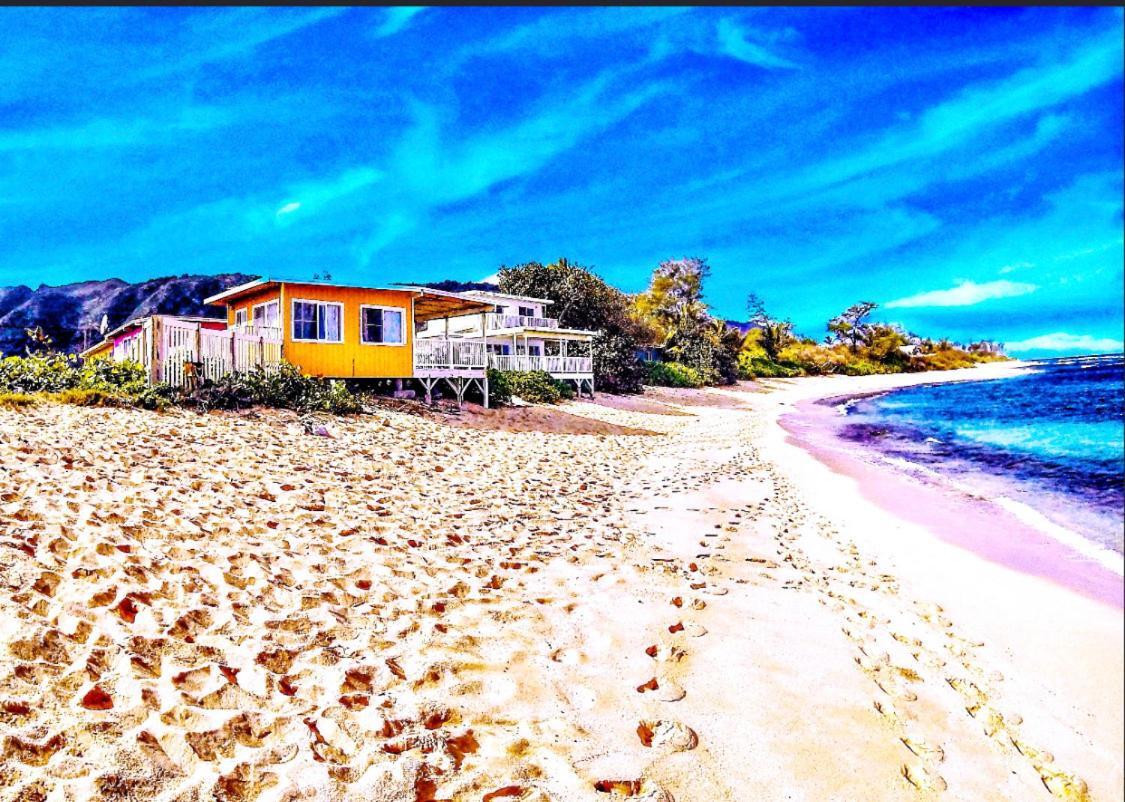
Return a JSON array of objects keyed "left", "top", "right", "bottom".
[
  {"left": 404, "top": 279, "right": 501, "bottom": 293},
  {"left": 0, "top": 273, "right": 253, "bottom": 355}
]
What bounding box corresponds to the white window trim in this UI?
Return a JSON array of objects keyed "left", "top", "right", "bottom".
[
  {"left": 252, "top": 299, "right": 281, "bottom": 327},
  {"left": 291, "top": 298, "right": 344, "bottom": 343},
  {"left": 359, "top": 304, "right": 407, "bottom": 346},
  {"left": 234, "top": 308, "right": 248, "bottom": 326}
]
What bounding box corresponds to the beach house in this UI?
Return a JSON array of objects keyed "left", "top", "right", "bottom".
[
  {"left": 416, "top": 289, "right": 596, "bottom": 397},
  {"left": 201, "top": 277, "right": 498, "bottom": 404}
]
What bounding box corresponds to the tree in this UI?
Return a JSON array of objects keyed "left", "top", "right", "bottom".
[
  {"left": 497, "top": 258, "right": 647, "bottom": 393},
  {"left": 746, "top": 293, "right": 793, "bottom": 362},
  {"left": 827, "top": 301, "right": 878, "bottom": 352},
  {"left": 633, "top": 257, "right": 711, "bottom": 344},
  {"left": 709, "top": 319, "right": 746, "bottom": 385},
  {"left": 865, "top": 323, "right": 910, "bottom": 362}
]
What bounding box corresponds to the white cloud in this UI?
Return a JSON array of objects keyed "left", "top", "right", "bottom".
[
  {"left": 716, "top": 19, "right": 799, "bottom": 70},
  {"left": 997, "top": 261, "right": 1035, "bottom": 274},
  {"left": 275, "top": 201, "right": 301, "bottom": 216},
  {"left": 1005, "top": 332, "right": 1124, "bottom": 354},
  {"left": 885, "top": 279, "right": 1037, "bottom": 308},
  {"left": 478, "top": 272, "right": 500, "bottom": 284}
]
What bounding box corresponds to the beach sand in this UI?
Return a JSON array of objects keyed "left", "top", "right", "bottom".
[{"left": 0, "top": 365, "right": 1120, "bottom": 801}]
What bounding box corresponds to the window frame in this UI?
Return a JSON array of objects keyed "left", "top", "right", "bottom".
[
  {"left": 517, "top": 305, "right": 536, "bottom": 318},
  {"left": 291, "top": 298, "right": 344, "bottom": 344},
  {"left": 234, "top": 308, "right": 248, "bottom": 327},
  {"left": 252, "top": 299, "right": 280, "bottom": 329},
  {"left": 359, "top": 304, "right": 407, "bottom": 346}
]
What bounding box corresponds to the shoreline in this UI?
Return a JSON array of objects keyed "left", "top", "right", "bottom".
[
  {"left": 765, "top": 362, "right": 1123, "bottom": 607},
  {"left": 735, "top": 364, "right": 1122, "bottom": 799}
]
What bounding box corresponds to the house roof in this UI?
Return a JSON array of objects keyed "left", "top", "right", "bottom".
[{"left": 203, "top": 277, "right": 493, "bottom": 322}]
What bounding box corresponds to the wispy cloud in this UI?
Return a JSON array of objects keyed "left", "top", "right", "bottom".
[
  {"left": 151, "top": 8, "right": 346, "bottom": 77},
  {"left": 0, "top": 106, "right": 236, "bottom": 152},
  {"left": 373, "top": 7, "right": 426, "bottom": 38},
  {"left": 886, "top": 279, "right": 1037, "bottom": 308},
  {"left": 1005, "top": 332, "right": 1124, "bottom": 354},
  {"left": 356, "top": 67, "right": 677, "bottom": 262},
  {"left": 755, "top": 29, "right": 1121, "bottom": 206},
  {"left": 716, "top": 18, "right": 799, "bottom": 70},
  {"left": 269, "top": 167, "right": 384, "bottom": 225}
]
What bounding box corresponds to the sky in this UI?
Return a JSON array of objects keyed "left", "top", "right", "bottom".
[{"left": 0, "top": 7, "right": 1122, "bottom": 356}]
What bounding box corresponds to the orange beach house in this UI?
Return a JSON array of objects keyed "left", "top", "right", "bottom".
[{"left": 202, "top": 277, "right": 496, "bottom": 403}]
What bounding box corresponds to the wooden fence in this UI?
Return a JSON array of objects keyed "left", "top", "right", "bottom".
[{"left": 124, "top": 317, "right": 283, "bottom": 387}]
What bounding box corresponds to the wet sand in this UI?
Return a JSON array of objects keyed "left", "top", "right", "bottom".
[{"left": 0, "top": 369, "right": 1119, "bottom": 801}]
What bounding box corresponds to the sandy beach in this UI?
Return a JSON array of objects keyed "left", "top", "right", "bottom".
[{"left": 1, "top": 365, "right": 1120, "bottom": 802}]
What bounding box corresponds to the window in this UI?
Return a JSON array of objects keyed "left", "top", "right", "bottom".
[
  {"left": 518, "top": 306, "right": 535, "bottom": 318},
  {"left": 292, "top": 300, "right": 342, "bottom": 342},
  {"left": 360, "top": 306, "right": 405, "bottom": 345},
  {"left": 528, "top": 345, "right": 542, "bottom": 356},
  {"left": 253, "top": 300, "right": 280, "bottom": 329},
  {"left": 234, "top": 308, "right": 247, "bottom": 327}
]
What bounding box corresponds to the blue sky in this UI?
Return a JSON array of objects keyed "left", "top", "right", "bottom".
[{"left": 0, "top": 7, "right": 1121, "bottom": 356}]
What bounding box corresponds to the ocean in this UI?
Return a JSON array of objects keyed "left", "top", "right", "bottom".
[{"left": 829, "top": 354, "right": 1124, "bottom": 561}]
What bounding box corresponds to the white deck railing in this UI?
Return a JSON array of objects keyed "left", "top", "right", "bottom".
[
  {"left": 488, "top": 354, "right": 593, "bottom": 375},
  {"left": 485, "top": 313, "right": 559, "bottom": 330},
  {"left": 413, "top": 338, "right": 487, "bottom": 371}
]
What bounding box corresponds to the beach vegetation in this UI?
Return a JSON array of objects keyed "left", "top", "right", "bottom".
[
  {"left": 485, "top": 369, "right": 574, "bottom": 405},
  {"left": 827, "top": 301, "right": 879, "bottom": 352},
  {"left": 644, "top": 360, "right": 706, "bottom": 388},
  {"left": 746, "top": 293, "right": 794, "bottom": 362},
  {"left": 0, "top": 392, "right": 38, "bottom": 408},
  {"left": 632, "top": 258, "right": 744, "bottom": 386},
  {"left": 497, "top": 258, "right": 648, "bottom": 393},
  {"left": 186, "top": 363, "right": 364, "bottom": 414}
]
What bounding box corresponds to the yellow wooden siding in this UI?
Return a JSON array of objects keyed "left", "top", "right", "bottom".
[
  {"left": 226, "top": 289, "right": 282, "bottom": 328},
  {"left": 280, "top": 284, "right": 415, "bottom": 378},
  {"left": 82, "top": 341, "right": 112, "bottom": 360}
]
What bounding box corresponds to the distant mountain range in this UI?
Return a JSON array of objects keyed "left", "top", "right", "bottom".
[
  {"left": 0, "top": 273, "right": 254, "bottom": 355},
  {"left": 0, "top": 274, "right": 503, "bottom": 356}
]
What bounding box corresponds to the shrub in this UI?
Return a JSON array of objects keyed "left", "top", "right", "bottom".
[
  {"left": 0, "top": 392, "right": 38, "bottom": 408},
  {"left": 645, "top": 360, "right": 705, "bottom": 388},
  {"left": 504, "top": 370, "right": 568, "bottom": 404},
  {"left": 0, "top": 353, "right": 150, "bottom": 397},
  {"left": 486, "top": 368, "right": 513, "bottom": 407},
  {"left": 184, "top": 363, "right": 363, "bottom": 414},
  {"left": 737, "top": 352, "right": 802, "bottom": 379},
  {"left": 49, "top": 388, "right": 127, "bottom": 407},
  {"left": 0, "top": 352, "right": 83, "bottom": 393}
]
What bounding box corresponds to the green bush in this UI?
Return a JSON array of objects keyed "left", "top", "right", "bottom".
[
  {"left": 486, "top": 368, "right": 513, "bottom": 407},
  {"left": 185, "top": 363, "right": 363, "bottom": 414},
  {"left": 0, "top": 353, "right": 149, "bottom": 397},
  {"left": 737, "top": 352, "right": 802, "bottom": 379},
  {"left": 504, "top": 370, "right": 570, "bottom": 404},
  {"left": 644, "top": 360, "right": 705, "bottom": 388}
]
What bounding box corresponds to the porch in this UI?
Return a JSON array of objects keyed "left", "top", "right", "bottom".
[
  {"left": 412, "top": 337, "right": 489, "bottom": 407},
  {"left": 488, "top": 354, "right": 593, "bottom": 378}
]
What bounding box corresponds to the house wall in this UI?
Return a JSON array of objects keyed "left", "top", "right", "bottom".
[
  {"left": 226, "top": 288, "right": 283, "bottom": 329},
  {"left": 263, "top": 284, "right": 416, "bottom": 378}
]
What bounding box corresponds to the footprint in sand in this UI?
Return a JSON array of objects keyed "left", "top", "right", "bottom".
[
  {"left": 637, "top": 720, "right": 698, "bottom": 752},
  {"left": 900, "top": 761, "right": 947, "bottom": 792},
  {"left": 593, "top": 779, "right": 674, "bottom": 801}
]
